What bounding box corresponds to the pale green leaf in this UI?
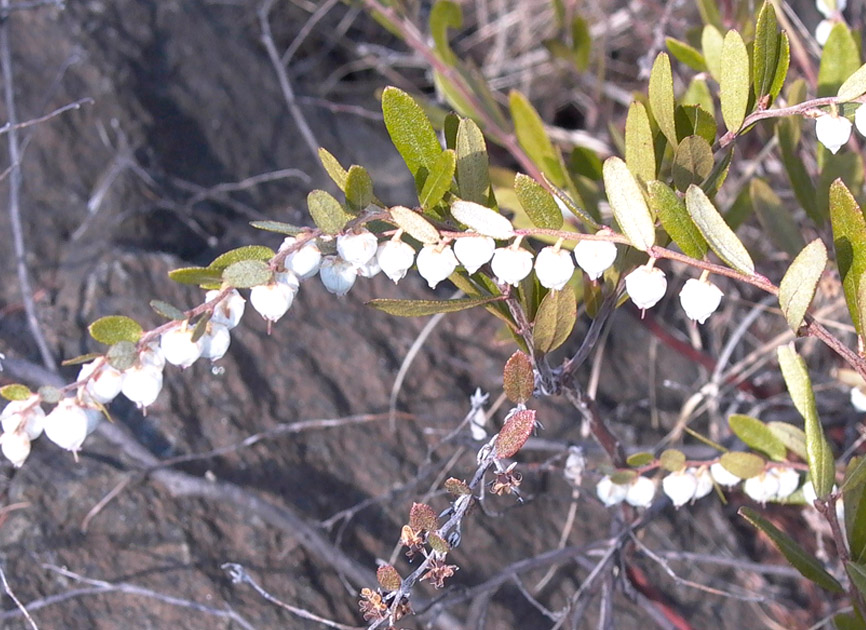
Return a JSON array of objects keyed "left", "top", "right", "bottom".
[
  {"left": 728, "top": 414, "right": 787, "bottom": 461},
  {"left": 701, "top": 24, "right": 724, "bottom": 81},
  {"left": 719, "top": 29, "right": 750, "bottom": 133},
  {"left": 750, "top": 178, "right": 804, "bottom": 257},
  {"left": 89, "top": 316, "right": 143, "bottom": 345},
  {"left": 307, "top": 189, "right": 351, "bottom": 235},
  {"left": 533, "top": 288, "right": 577, "bottom": 353},
  {"left": 222, "top": 260, "right": 273, "bottom": 289},
  {"left": 509, "top": 90, "right": 567, "bottom": 187},
  {"left": 367, "top": 296, "right": 500, "bottom": 317},
  {"left": 665, "top": 37, "right": 707, "bottom": 72},
  {"left": 818, "top": 23, "right": 861, "bottom": 97},
  {"left": 513, "top": 173, "right": 563, "bottom": 230},
  {"left": 603, "top": 157, "right": 655, "bottom": 251},
  {"left": 168, "top": 266, "right": 222, "bottom": 288},
  {"left": 647, "top": 180, "right": 707, "bottom": 259},
  {"left": 753, "top": 1, "right": 781, "bottom": 98},
  {"left": 382, "top": 86, "right": 443, "bottom": 181},
  {"left": 455, "top": 118, "right": 490, "bottom": 205},
  {"left": 767, "top": 422, "right": 808, "bottom": 460},
  {"left": 249, "top": 220, "right": 305, "bottom": 236},
  {"left": 829, "top": 178, "right": 866, "bottom": 335},
  {"left": 106, "top": 340, "right": 137, "bottom": 371},
  {"left": 419, "top": 149, "right": 456, "bottom": 211},
  {"left": 626, "top": 452, "right": 654, "bottom": 467},
  {"left": 150, "top": 300, "right": 187, "bottom": 321},
  {"left": 345, "top": 165, "right": 373, "bottom": 214},
  {"left": 720, "top": 451, "right": 766, "bottom": 479},
  {"left": 430, "top": 0, "right": 462, "bottom": 66},
  {"left": 318, "top": 147, "right": 348, "bottom": 191},
  {"left": 838, "top": 63, "right": 866, "bottom": 101},
  {"left": 846, "top": 562, "right": 866, "bottom": 599},
  {"left": 388, "top": 205, "right": 440, "bottom": 244},
  {"left": 769, "top": 32, "right": 790, "bottom": 103},
  {"left": 625, "top": 101, "right": 656, "bottom": 182},
  {"left": 659, "top": 449, "right": 686, "bottom": 472},
  {"left": 672, "top": 135, "right": 714, "bottom": 191},
  {"left": 209, "top": 245, "right": 275, "bottom": 271},
  {"left": 648, "top": 53, "right": 678, "bottom": 147},
  {"left": 0, "top": 384, "right": 31, "bottom": 401},
  {"left": 685, "top": 185, "right": 755, "bottom": 274},
  {"left": 779, "top": 239, "right": 828, "bottom": 332}
]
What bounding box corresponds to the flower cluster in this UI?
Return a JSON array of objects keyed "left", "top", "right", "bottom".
[
  {"left": 625, "top": 264, "right": 724, "bottom": 323},
  {"left": 595, "top": 462, "right": 804, "bottom": 509}
]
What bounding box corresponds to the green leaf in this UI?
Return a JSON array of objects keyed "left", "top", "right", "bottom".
[
  {"left": 430, "top": 0, "right": 462, "bottom": 66},
  {"left": 779, "top": 239, "right": 828, "bottom": 332},
  {"left": 818, "top": 23, "right": 861, "bottom": 97},
  {"left": 150, "top": 300, "right": 187, "bottom": 321},
  {"left": 382, "top": 86, "right": 443, "bottom": 183},
  {"left": 209, "top": 245, "right": 275, "bottom": 271},
  {"left": 846, "top": 562, "right": 866, "bottom": 601},
  {"left": 648, "top": 53, "right": 678, "bottom": 147},
  {"left": 503, "top": 350, "right": 534, "bottom": 404},
  {"left": 388, "top": 205, "right": 440, "bottom": 244},
  {"left": 249, "top": 220, "right": 305, "bottom": 236},
  {"left": 829, "top": 179, "right": 866, "bottom": 335},
  {"left": 701, "top": 24, "right": 724, "bottom": 81},
  {"left": 777, "top": 117, "right": 820, "bottom": 224},
  {"left": 753, "top": 1, "right": 781, "bottom": 99},
  {"left": 345, "top": 165, "right": 373, "bottom": 215},
  {"left": 571, "top": 16, "right": 592, "bottom": 72},
  {"left": 627, "top": 452, "right": 654, "bottom": 467},
  {"left": 455, "top": 118, "right": 490, "bottom": 205},
  {"left": 190, "top": 312, "right": 211, "bottom": 343},
  {"left": 307, "top": 189, "right": 350, "bottom": 235},
  {"left": 695, "top": 0, "right": 722, "bottom": 30},
  {"left": 675, "top": 104, "right": 716, "bottom": 145},
  {"left": 318, "top": 147, "right": 348, "bottom": 191},
  {"left": 739, "top": 506, "right": 845, "bottom": 593},
  {"left": 777, "top": 344, "right": 835, "bottom": 497},
  {"left": 89, "top": 315, "right": 143, "bottom": 345},
  {"left": 36, "top": 386, "right": 61, "bottom": 405},
  {"left": 819, "top": 152, "right": 864, "bottom": 227},
  {"left": 769, "top": 32, "right": 790, "bottom": 104},
  {"left": 838, "top": 63, "right": 866, "bottom": 102},
  {"left": 367, "top": 296, "right": 500, "bottom": 316},
  {"left": 603, "top": 156, "right": 655, "bottom": 251},
  {"left": 719, "top": 29, "right": 750, "bottom": 133},
  {"left": 720, "top": 451, "right": 766, "bottom": 479},
  {"left": 685, "top": 185, "right": 754, "bottom": 274},
  {"left": 168, "top": 266, "right": 222, "bottom": 288},
  {"left": 0, "top": 384, "right": 32, "bottom": 401},
  {"left": 844, "top": 457, "right": 866, "bottom": 562},
  {"left": 665, "top": 37, "right": 707, "bottom": 72},
  {"left": 222, "top": 260, "right": 273, "bottom": 289},
  {"left": 728, "top": 414, "right": 787, "bottom": 461},
  {"left": 767, "top": 422, "right": 808, "bottom": 460},
  {"left": 513, "top": 173, "right": 563, "bottom": 230},
  {"left": 60, "top": 353, "right": 102, "bottom": 367},
  {"left": 419, "top": 149, "right": 456, "bottom": 211},
  {"left": 682, "top": 79, "right": 715, "bottom": 121},
  {"left": 106, "top": 340, "right": 138, "bottom": 371},
  {"left": 749, "top": 178, "right": 804, "bottom": 257},
  {"left": 509, "top": 90, "right": 567, "bottom": 187},
  {"left": 625, "top": 101, "right": 656, "bottom": 182},
  {"left": 659, "top": 449, "right": 686, "bottom": 472},
  {"left": 648, "top": 180, "right": 707, "bottom": 259},
  {"left": 532, "top": 288, "right": 577, "bottom": 353},
  {"left": 672, "top": 135, "right": 714, "bottom": 191}
]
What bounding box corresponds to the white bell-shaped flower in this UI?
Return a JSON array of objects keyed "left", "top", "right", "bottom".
[
  {"left": 850, "top": 386, "right": 866, "bottom": 412},
  {"left": 534, "top": 246, "right": 575, "bottom": 290},
  {"left": 1, "top": 430, "right": 31, "bottom": 467},
  {"left": 815, "top": 114, "right": 852, "bottom": 154},
  {"left": 625, "top": 476, "right": 656, "bottom": 507},
  {"left": 491, "top": 246, "right": 534, "bottom": 286},
  {"left": 596, "top": 475, "right": 628, "bottom": 507},
  {"left": 206, "top": 288, "right": 245, "bottom": 329},
  {"left": 710, "top": 461, "right": 741, "bottom": 487},
  {"left": 1, "top": 397, "right": 45, "bottom": 440},
  {"left": 573, "top": 238, "right": 617, "bottom": 280},
  {"left": 662, "top": 469, "right": 698, "bottom": 507},
  {"left": 770, "top": 466, "right": 801, "bottom": 500},
  {"left": 250, "top": 280, "right": 296, "bottom": 322},
  {"left": 416, "top": 244, "right": 458, "bottom": 289},
  {"left": 743, "top": 470, "right": 780, "bottom": 504},
  {"left": 121, "top": 364, "right": 164, "bottom": 411},
  {"left": 319, "top": 256, "right": 358, "bottom": 296},
  {"left": 815, "top": 19, "right": 833, "bottom": 46},
  {"left": 356, "top": 253, "right": 381, "bottom": 278},
  {"left": 280, "top": 237, "right": 322, "bottom": 279},
  {"left": 139, "top": 342, "right": 165, "bottom": 370},
  {"left": 160, "top": 324, "right": 204, "bottom": 369},
  {"left": 336, "top": 229, "right": 378, "bottom": 267},
  {"left": 377, "top": 239, "right": 416, "bottom": 284},
  {"left": 200, "top": 323, "right": 231, "bottom": 361},
  {"left": 802, "top": 479, "right": 817, "bottom": 505},
  {"left": 625, "top": 266, "right": 667, "bottom": 310},
  {"left": 855, "top": 104, "right": 866, "bottom": 138},
  {"left": 453, "top": 234, "right": 495, "bottom": 274},
  {"left": 43, "top": 398, "right": 91, "bottom": 453},
  {"left": 83, "top": 404, "right": 102, "bottom": 437},
  {"left": 679, "top": 278, "right": 724, "bottom": 324},
  {"left": 691, "top": 466, "right": 714, "bottom": 500},
  {"left": 816, "top": 0, "right": 846, "bottom": 17},
  {"left": 77, "top": 360, "right": 124, "bottom": 405}
]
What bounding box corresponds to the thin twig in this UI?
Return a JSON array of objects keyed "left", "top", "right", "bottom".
[{"left": 0, "top": 562, "right": 38, "bottom": 630}]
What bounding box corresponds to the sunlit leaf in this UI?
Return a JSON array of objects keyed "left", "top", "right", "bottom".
[
  {"left": 603, "top": 157, "right": 655, "bottom": 251},
  {"left": 753, "top": 1, "right": 781, "bottom": 99},
  {"left": 838, "top": 63, "right": 866, "bottom": 102},
  {"left": 533, "top": 288, "right": 577, "bottom": 353},
  {"left": 419, "top": 149, "right": 456, "bottom": 211},
  {"left": 648, "top": 53, "right": 677, "bottom": 147},
  {"left": 665, "top": 37, "right": 706, "bottom": 72},
  {"left": 719, "top": 29, "right": 750, "bottom": 133},
  {"left": 209, "top": 246, "right": 275, "bottom": 271},
  {"left": 701, "top": 24, "right": 724, "bottom": 81},
  {"left": 456, "top": 118, "right": 490, "bottom": 205},
  {"left": 249, "top": 220, "right": 305, "bottom": 236},
  {"left": 345, "top": 165, "right": 373, "bottom": 215},
  {"left": 685, "top": 185, "right": 754, "bottom": 274},
  {"left": 388, "top": 205, "right": 440, "bottom": 244},
  {"left": 89, "top": 316, "right": 143, "bottom": 345},
  {"left": 514, "top": 173, "right": 563, "bottom": 230},
  {"left": 625, "top": 101, "right": 656, "bottom": 182},
  {"left": 728, "top": 414, "right": 787, "bottom": 460},
  {"left": 430, "top": 0, "right": 462, "bottom": 66},
  {"left": 767, "top": 421, "right": 808, "bottom": 461},
  {"left": 509, "top": 90, "right": 567, "bottom": 187},
  {"left": 382, "top": 86, "right": 443, "bottom": 184},
  {"left": 720, "top": 451, "right": 766, "bottom": 478},
  {"left": 367, "top": 296, "right": 500, "bottom": 316},
  {"left": 222, "top": 260, "right": 273, "bottom": 289},
  {"left": 307, "top": 189, "right": 351, "bottom": 235},
  {"left": 648, "top": 180, "right": 707, "bottom": 259},
  {"left": 659, "top": 449, "right": 686, "bottom": 472},
  {"left": 818, "top": 23, "right": 861, "bottom": 97},
  {"left": 0, "top": 384, "right": 31, "bottom": 401},
  {"left": 829, "top": 179, "right": 866, "bottom": 336},
  {"left": 778, "top": 239, "right": 827, "bottom": 332}
]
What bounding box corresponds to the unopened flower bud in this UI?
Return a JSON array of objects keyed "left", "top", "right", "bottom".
[
  {"left": 200, "top": 323, "right": 231, "bottom": 361},
  {"left": 337, "top": 229, "right": 378, "bottom": 266},
  {"left": 44, "top": 398, "right": 91, "bottom": 452},
  {"left": 416, "top": 244, "right": 458, "bottom": 289},
  {"left": 161, "top": 324, "right": 204, "bottom": 369},
  {"left": 743, "top": 470, "right": 779, "bottom": 504},
  {"left": 573, "top": 237, "right": 617, "bottom": 280},
  {"left": 78, "top": 360, "right": 124, "bottom": 405},
  {"left": 710, "top": 462, "right": 741, "bottom": 487},
  {"left": 250, "top": 280, "right": 296, "bottom": 322},
  {"left": 692, "top": 466, "right": 714, "bottom": 500},
  {"left": 1, "top": 431, "right": 31, "bottom": 467},
  {"left": 770, "top": 467, "right": 801, "bottom": 500},
  {"left": 281, "top": 237, "right": 322, "bottom": 279},
  {"left": 491, "top": 246, "right": 534, "bottom": 286},
  {"left": 596, "top": 475, "right": 628, "bottom": 507},
  {"left": 679, "top": 278, "right": 723, "bottom": 324},
  {"left": 453, "top": 234, "right": 495, "bottom": 274},
  {"left": 1, "top": 397, "right": 45, "bottom": 440},
  {"left": 662, "top": 469, "right": 698, "bottom": 507},
  {"left": 625, "top": 265, "right": 667, "bottom": 310},
  {"left": 206, "top": 289, "right": 245, "bottom": 329},
  {"left": 122, "top": 365, "right": 164, "bottom": 411},
  {"left": 534, "top": 246, "right": 575, "bottom": 290},
  {"left": 625, "top": 476, "right": 656, "bottom": 507},
  {"left": 377, "top": 239, "right": 416, "bottom": 284},
  {"left": 815, "top": 114, "right": 852, "bottom": 154},
  {"left": 319, "top": 256, "right": 358, "bottom": 296}
]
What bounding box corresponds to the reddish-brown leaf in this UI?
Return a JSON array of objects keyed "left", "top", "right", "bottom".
[
  {"left": 495, "top": 409, "right": 537, "bottom": 458},
  {"left": 503, "top": 350, "right": 534, "bottom": 404}
]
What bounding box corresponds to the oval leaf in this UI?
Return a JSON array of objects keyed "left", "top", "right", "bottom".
[
  {"left": 318, "top": 147, "right": 348, "bottom": 191},
  {"left": 818, "top": 23, "right": 860, "bottom": 97},
  {"left": 455, "top": 117, "right": 490, "bottom": 204},
  {"left": 222, "top": 260, "right": 273, "bottom": 289},
  {"left": 513, "top": 173, "right": 563, "bottom": 230},
  {"left": 602, "top": 157, "right": 655, "bottom": 251},
  {"left": 701, "top": 24, "right": 724, "bottom": 81},
  {"left": 89, "top": 315, "right": 143, "bottom": 345},
  {"left": 509, "top": 90, "right": 567, "bottom": 187},
  {"left": 367, "top": 296, "right": 500, "bottom": 317},
  {"left": 750, "top": 178, "right": 804, "bottom": 257},
  {"left": 659, "top": 448, "right": 686, "bottom": 472},
  {"left": 753, "top": 1, "right": 781, "bottom": 99},
  {"left": 767, "top": 421, "right": 808, "bottom": 461},
  {"left": 451, "top": 199, "right": 514, "bottom": 239},
  {"left": 719, "top": 29, "right": 750, "bottom": 133},
  {"left": 0, "top": 384, "right": 32, "bottom": 401},
  {"left": 209, "top": 245, "right": 275, "bottom": 271},
  {"left": 345, "top": 165, "right": 373, "bottom": 215},
  {"left": 627, "top": 452, "right": 655, "bottom": 467},
  {"left": 685, "top": 185, "right": 754, "bottom": 274},
  {"left": 648, "top": 52, "right": 677, "bottom": 147},
  {"left": 307, "top": 189, "right": 350, "bottom": 235},
  {"left": 382, "top": 86, "right": 443, "bottom": 180},
  {"left": 647, "top": 180, "right": 707, "bottom": 259},
  {"left": 665, "top": 37, "right": 707, "bottom": 72},
  {"left": 672, "top": 135, "right": 714, "bottom": 191},
  {"left": 388, "top": 205, "right": 440, "bottom": 244},
  {"left": 838, "top": 62, "right": 866, "bottom": 102},
  {"left": 779, "top": 239, "right": 827, "bottom": 332},
  {"left": 495, "top": 408, "right": 537, "bottom": 458},
  {"left": 532, "top": 288, "right": 577, "bottom": 354},
  {"left": 106, "top": 340, "right": 138, "bottom": 371},
  {"left": 150, "top": 300, "right": 188, "bottom": 321},
  {"left": 728, "top": 414, "right": 787, "bottom": 461},
  {"left": 503, "top": 350, "right": 534, "bottom": 404},
  {"left": 720, "top": 451, "right": 766, "bottom": 479},
  {"left": 625, "top": 102, "right": 656, "bottom": 182},
  {"left": 419, "top": 149, "right": 456, "bottom": 211},
  {"left": 168, "top": 266, "right": 222, "bottom": 287},
  {"left": 249, "top": 220, "right": 305, "bottom": 235},
  {"left": 829, "top": 179, "right": 866, "bottom": 336}
]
